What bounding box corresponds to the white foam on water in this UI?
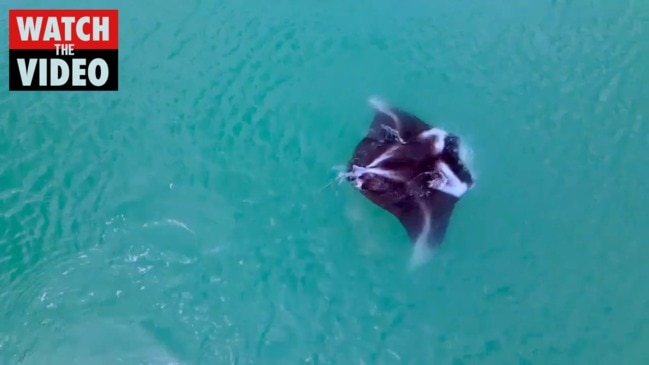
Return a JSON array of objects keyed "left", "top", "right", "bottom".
[
  {"left": 456, "top": 132, "right": 479, "bottom": 187},
  {"left": 142, "top": 219, "right": 195, "bottom": 234}
]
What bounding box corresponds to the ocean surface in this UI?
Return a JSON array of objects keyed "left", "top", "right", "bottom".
[{"left": 1, "top": 0, "right": 648, "bottom": 364}]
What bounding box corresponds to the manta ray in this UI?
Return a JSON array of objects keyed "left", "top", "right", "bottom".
[{"left": 340, "top": 97, "right": 475, "bottom": 266}]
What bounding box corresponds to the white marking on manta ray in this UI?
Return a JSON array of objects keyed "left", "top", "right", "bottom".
[
  {"left": 367, "top": 145, "right": 398, "bottom": 168},
  {"left": 340, "top": 144, "right": 405, "bottom": 187},
  {"left": 350, "top": 164, "right": 404, "bottom": 181},
  {"left": 418, "top": 127, "right": 447, "bottom": 154},
  {"left": 431, "top": 161, "right": 469, "bottom": 198}
]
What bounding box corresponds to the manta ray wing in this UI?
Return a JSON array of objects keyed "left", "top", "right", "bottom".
[
  {"left": 366, "top": 98, "right": 432, "bottom": 143},
  {"left": 439, "top": 134, "right": 474, "bottom": 187},
  {"left": 389, "top": 108, "right": 432, "bottom": 142},
  {"left": 415, "top": 190, "right": 459, "bottom": 247},
  {"left": 359, "top": 186, "right": 458, "bottom": 248},
  {"left": 347, "top": 137, "right": 394, "bottom": 170},
  {"left": 365, "top": 109, "right": 401, "bottom": 142},
  {"left": 351, "top": 108, "right": 435, "bottom": 170},
  {"left": 364, "top": 169, "right": 461, "bottom": 245}
]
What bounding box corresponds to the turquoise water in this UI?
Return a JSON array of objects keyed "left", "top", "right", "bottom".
[{"left": 1, "top": 0, "right": 648, "bottom": 363}]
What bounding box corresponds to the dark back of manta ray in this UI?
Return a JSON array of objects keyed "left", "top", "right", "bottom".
[
  {"left": 350, "top": 107, "right": 472, "bottom": 185},
  {"left": 388, "top": 108, "right": 472, "bottom": 184},
  {"left": 372, "top": 108, "right": 431, "bottom": 142},
  {"left": 347, "top": 108, "right": 429, "bottom": 169},
  {"left": 348, "top": 107, "right": 474, "bottom": 248}
]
